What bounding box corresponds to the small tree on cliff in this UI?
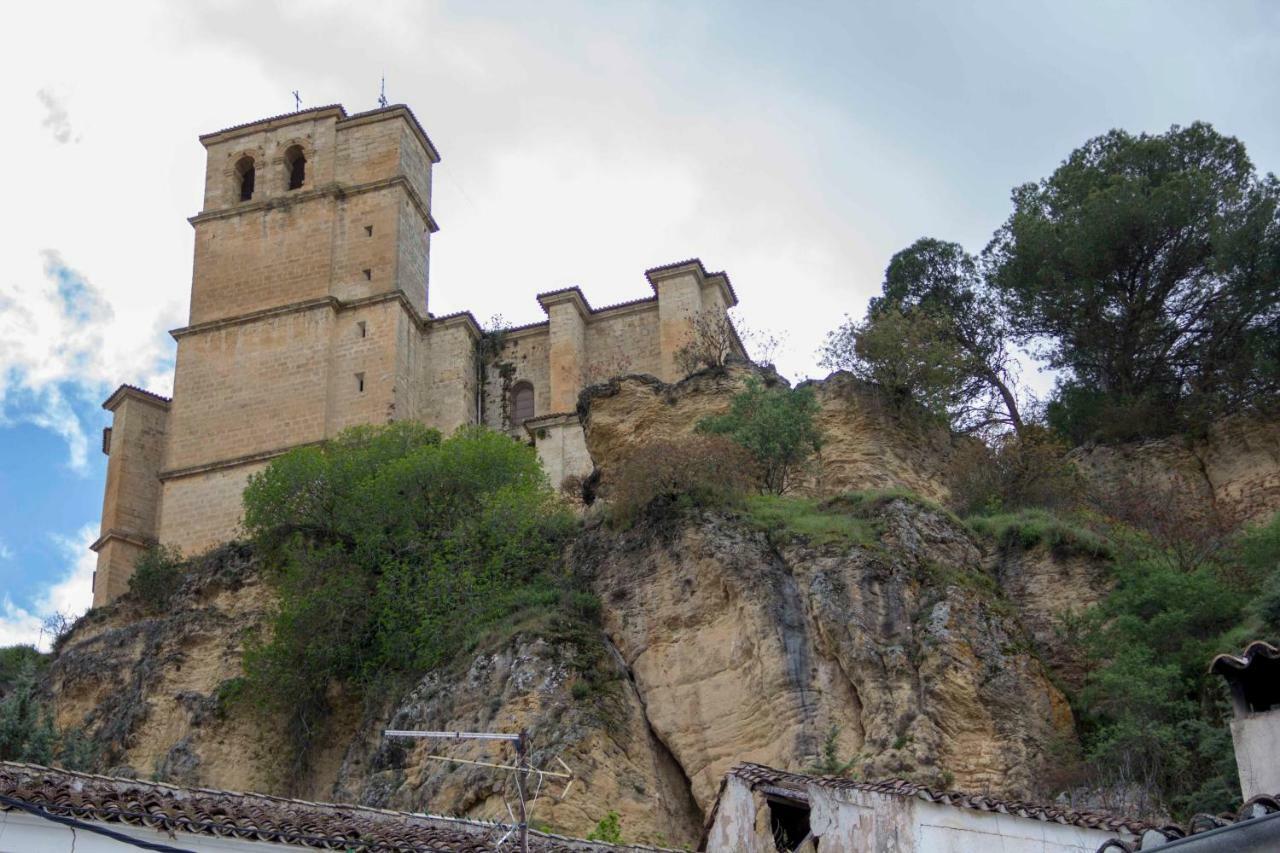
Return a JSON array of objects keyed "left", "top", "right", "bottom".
[
  {"left": 697, "top": 379, "right": 823, "bottom": 494},
  {"left": 821, "top": 238, "right": 1024, "bottom": 437}
]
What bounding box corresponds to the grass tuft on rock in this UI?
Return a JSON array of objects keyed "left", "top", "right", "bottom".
[
  {"left": 966, "top": 508, "right": 1112, "bottom": 558},
  {"left": 742, "top": 494, "right": 879, "bottom": 547}
]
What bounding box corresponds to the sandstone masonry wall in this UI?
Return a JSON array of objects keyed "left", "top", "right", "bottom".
[{"left": 94, "top": 105, "right": 738, "bottom": 603}]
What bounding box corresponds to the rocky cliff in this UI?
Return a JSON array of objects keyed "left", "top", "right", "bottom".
[
  {"left": 1072, "top": 414, "right": 1280, "bottom": 529},
  {"left": 44, "top": 498, "right": 1072, "bottom": 846},
  {"left": 579, "top": 365, "right": 967, "bottom": 505},
  {"left": 39, "top": 364, "right": 1280, "bottom": 845}
]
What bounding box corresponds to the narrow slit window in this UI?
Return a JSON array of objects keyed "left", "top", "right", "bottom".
[
  {"left": 284, "top": 145, "right": 306, "bottom": 190},
  {"left": 363, "top": 268, "right": 372, "bottom": 281},
  {"left": 355, "top": 373, "right": 365, "bottom": 393},
  {"left": 365, "top": 225, "right": 374, "bottom": 236},
  {"left": 235, "top": 156, "right": 255, "bottom": 201},
  {"left": 357, "top": 321, "right": 367, "bottom": 338}
]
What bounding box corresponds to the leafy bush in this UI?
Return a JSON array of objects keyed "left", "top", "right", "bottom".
[
  {"left": 603, "top": 435, "right": 755, "bottom": 524},
  {"left": 0, "top": 656, "right": 95, "bottom": 769},
  {"left": 1072, "top": 512, "right": 1280, "bottom": 819},
  {"left": 128, "top": 545, "right": 185, "bottom": 613},
  {"left": 1241, "top": 514, "right": 1280, "bottom": 639},
  {"left": 586, "top": 811, "right": 623, "bottom": 843},
  {"left": 0, "top": 645, "right": 45, "bottom": 689},
  {"left": 807, "top": 724, "right": 858, "bottom": 777},
  {"left": 949, "top": 426, "right": 1081, "bottom": 516},
  {"left": 966, "top": 509, "right": 1112, "bottom": 558},
  {"left": 239, "top": 423, "right": 578, "bottom": 771},
  {"left": 697, "top": 379, "right": 823, "bottom": 494}
]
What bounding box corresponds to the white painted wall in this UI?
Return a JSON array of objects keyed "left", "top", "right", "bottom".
[
  {"left": 1232, "top": 712, "right": 1280, "bottom": 801},
  {"left": 706, "top": 777, "right": 1127, "bottom": 853},
  {"left": 704, "top": 779, "right": 776, "bottom": 853}
]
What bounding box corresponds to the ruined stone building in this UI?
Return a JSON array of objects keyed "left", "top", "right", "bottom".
[{"left": 91, "top": 103, "right": 741, "bottom": 605}]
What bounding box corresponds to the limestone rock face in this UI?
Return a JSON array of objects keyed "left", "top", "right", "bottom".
[
  {"left": 44, "top": 362, "right": 1276, "bottom": 845},
  {"left": 46, "top": 549, "right": 702, "bottom": 847},
  {"left": 1072, "top": 414, "right": 1280, "bottom": 529},
  {"left": 579, "top": 364, "right": 966, "bottom": 504},
  {"left": 990, "top": 545, "right": 1111, "bottom": 692},
  {"left": 44, "top": 545, "right": 268, "bottom": 793},
  {"left": 572, "top": 499, "right": 1074, "bottom": 814},
  {"left": 332, "top": 637, "right": 703, "bottom": 847}
]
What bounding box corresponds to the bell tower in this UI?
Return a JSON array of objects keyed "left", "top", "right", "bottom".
[{"left": 92, "top": 104, "right": 445, "bottom": 601}]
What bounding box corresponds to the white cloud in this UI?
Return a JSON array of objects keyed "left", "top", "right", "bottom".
[
  {"left": 0, "top": 250, "right": 167, "bottom": 472},
  {"left": 0, "top": 524, "right": 97, "bottom": 651},
  {"left": 36, "top": 88, "right": 75, "bottom": 144},
  {"left": 0, "top": 539, "right": 13, "bottom": 561}
]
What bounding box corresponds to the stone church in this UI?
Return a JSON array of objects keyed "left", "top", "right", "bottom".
[{"left": 90, "top": 102, "right": 742, "bottom": 605}]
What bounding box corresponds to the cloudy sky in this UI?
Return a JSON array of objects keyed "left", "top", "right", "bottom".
[{"left": 1, "top": 0, "right": 1277, "bottom": 647}]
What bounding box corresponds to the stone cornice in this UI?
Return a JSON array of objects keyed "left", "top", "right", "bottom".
[
  {"left": 189, "top": 174, "right": 439, "bottom": 233},
  {"left": 536, "top": 287, "right": 591, "bottom": 318},
  {"left": 159, "top": 441, "right": 323, "bottom": 482},
  {"left": 338, "top": 105, "right": 441, "bottom": 164},
  {"left": 89, "top": 528, "right": 157, "bottom": 553},
  {"left": 198, "top": 104, "right": 346, "bottom": 145},
  {"left": 102, "top": 385, "right": 172, "bottom": 412},
  {"left": 644, "top": 258, "right": 739, "bottom": 308},
  {"left": 171, "top": 291, "right": 428, "bottom": 340},
  {"left": 198, "top": 104, "right": 440, "bottom": 162},
  {"left": 524, "top": 411, "right": 582, "bottom": 438}
]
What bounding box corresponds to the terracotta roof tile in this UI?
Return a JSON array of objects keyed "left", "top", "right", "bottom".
[
  {"left": 1210, "top": 640, "right": 1280, "bottom": 675},
  {"left": 0, "top": 762, "right": 676, "bottom": 852},
  {"left": 725, "top": 764, "right": 1280, "bottom": 852}
]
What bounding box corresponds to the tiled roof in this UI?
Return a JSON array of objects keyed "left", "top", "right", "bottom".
[
  {"left": 0, "top": 762, "right": 675, "bottom": 852},
  {"left": 726, "top": 763, "right": 1153, "bottom": 835},
  {"left": 102, "top": 383, "right": 173, "bottom": 411},
  {"left": 118, "top": 383, "right": 172, "bottom": 403},
  {"left": 642, "top": 258, "right": 738, "bottom": 305},
  {"left": 1210, "top": 640, "right": 1280, "bottom": 676},
  {"left": 199, "top": 104, "right": 346, "bottom": 140},
  {"left": 199, "top": 103, "right": 440, "bottom": 163},
  {"left": 1094, "top": 794, "right": 1280, "bottom": 851}
]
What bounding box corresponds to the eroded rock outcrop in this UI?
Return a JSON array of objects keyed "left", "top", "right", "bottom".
[
  {"left": 580, "top": 364, "right": 967, "bottom": 504},
  {"left": 46, "top": 548, "right": 703, "bottom": 846},
  {"left": 1073, "top": 414, "right": 1280, "bottom": 529},
  {"left": 573, "top": 498, "right": 1073, "bottom": 813}
]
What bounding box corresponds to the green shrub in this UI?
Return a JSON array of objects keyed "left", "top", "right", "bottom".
[
  {"left": 604, "top": 435, "right": 755, "bottom": 525},
  {"left": 807, "top": 724, "right": 858, "bottom": 777},
  {"left": 0, "top": 656, "right": 94, "bottom": 769},
  {"left": 949, "top": 426, "right": 1082, "bottom": 517},
  {"left": 697, "top": 378, "right": 823, "bottom": 494},
  {"left": 1241, "top": 514, "right": 1280, "bottom": 639},
  {"left": 1072, "top": 517, "right": 1280, "bottom": 818},
  {"left": 966, "top": 509, "right": 1112, "bottom": 558},
  {"left": 0, "top": 646, "right": 46, "bottom": 688},
  {"left": 239, "top": 423, "right": 578, "bottom": 771},
  {"left": 128, "top": 545, "right": 185, "bottom": 613},
  {"left": 586, "top": 811, "right": 623, "bottom": 844}
]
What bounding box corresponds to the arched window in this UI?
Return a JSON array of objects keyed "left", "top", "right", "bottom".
[
  {"left": 235, "top": 156, "right": 255, "bottom": 201},
  {"left": 511, "top": 382, "right": 535, "bottom": 425},
  {"left": 284, "top": 145, "right": 306, "bottom": 190}
]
